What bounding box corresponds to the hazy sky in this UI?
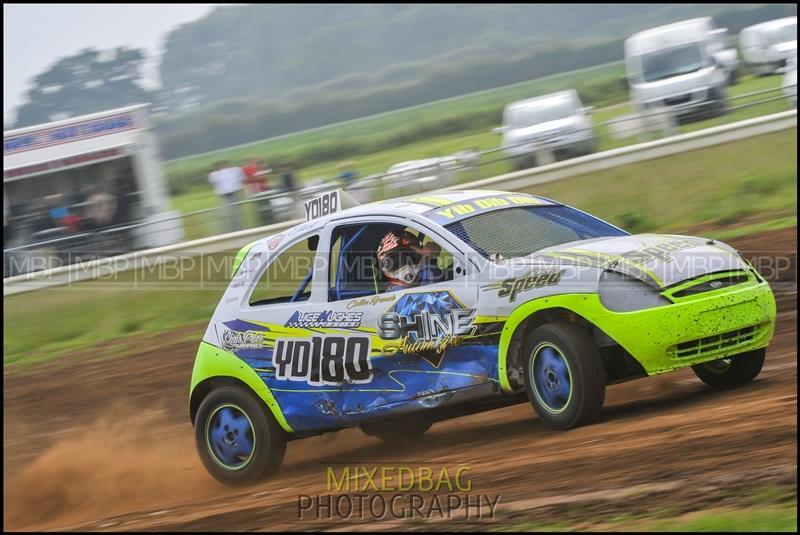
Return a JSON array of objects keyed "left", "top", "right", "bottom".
[{"left": 3, "top": 4, "right": 226, "bottom": 124}]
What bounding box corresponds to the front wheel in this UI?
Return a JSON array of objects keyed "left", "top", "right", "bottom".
[
  {"left": 523, "top": 322, "right": 606, "bottom": 430},
  {"left": 691, "top": 348, "right": 766, "bottom": 388},
  {"left": 195, "top": 386, "right": 287, "bottom": 486}
]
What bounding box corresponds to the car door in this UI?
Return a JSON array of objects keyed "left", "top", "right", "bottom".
[{"left": 317, "top": 215, "right": 501, "bottom": 420}]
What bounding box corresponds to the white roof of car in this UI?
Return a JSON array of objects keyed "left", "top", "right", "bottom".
[
  {"left": 282, "top": 189, "right": 558, "bottom": 238},
  {"left": 506, "top": 90, "right": 578, "bottom": 111},
  {"left": 741, "top": 16, "right": 796, "bottom": 34},
  {"left": 625, "top": 17, "right": 713, "bottom": 55}
]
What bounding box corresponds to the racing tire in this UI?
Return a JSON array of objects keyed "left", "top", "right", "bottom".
[
  {"left": 360, "top": 415, "right": 433, "bottom": 442},
  {"left": 691, "top": 348, "right": 766, "bottom": 388},
  {"left": 195, "top": 386, "right": 287, "bottom": 486},
  {"left": 523, "top": 322, "right": 606, "bottom": 430}
]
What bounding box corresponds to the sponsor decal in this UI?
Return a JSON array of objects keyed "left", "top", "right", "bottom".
[
  {"left": 346, "top": 293, "right": 396, "bottom": 309},
  {"left": 5, "top": 147, "right": 126, "bottom": 179},
  {"left": 424, "top": 194, "right": 548, "bottom": 224},
  {"left": 622, "top": 237, "right": 700, "bottom": 264},
  {"left": 267, "top": 235, "right": 284, "bottom": 251},
  {"left": 378, "top": 308, "right": 476, "bottom": 360},
  {"left": 4, "top": 112, "right": 137, "bottom": 155},
  {"left": 285, "top": 310, "right": 364, "bottom": 329},
  {"left": 221, "top": 328, "right": 266, "bottom": 351},
  {"left": 273, "top": 335, "right": 373, "bottom": 385},
  {"left": 483, "top": 268, "right": 566, "bottom": 302}
]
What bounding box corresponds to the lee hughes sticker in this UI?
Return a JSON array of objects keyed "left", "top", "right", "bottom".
[
  {"left": 221, "top": 329, "right": 266, "bottom": 351},
  {"left": 483, "top": 268, "right": 566, "bottom": 302},
  {"left": 273, "top": 335, "right": 373, "bottom": 385},
  {"left": 285, "top": 311, "right": 364, "bottom": 329}
]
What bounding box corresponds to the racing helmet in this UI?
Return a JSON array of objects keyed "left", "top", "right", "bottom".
[{"left": 377, "top": 230, "right": 423, "bottom": 287}]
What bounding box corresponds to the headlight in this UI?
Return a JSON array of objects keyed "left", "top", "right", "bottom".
[{"left": 598, "top": 270, "right": 671, "bottom": 312}]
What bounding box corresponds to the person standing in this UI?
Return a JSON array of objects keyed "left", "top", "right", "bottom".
[
  {"left": 209, "top": 161, "right": 246, "bottom": 232},
  {"left": 279, "top": 163, "right": 296, "bottom": 192},
  {"left": 242, "top": 158, "right": 269, "bottom": 195}
]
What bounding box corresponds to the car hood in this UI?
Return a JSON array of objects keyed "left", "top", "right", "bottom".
[{"left": 512, "top": 234, "right": 748, "bottom": 289}]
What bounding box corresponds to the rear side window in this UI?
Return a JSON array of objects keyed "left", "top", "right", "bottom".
[{"left": 249, "top": 235, "right": 319, "bottom": 307}]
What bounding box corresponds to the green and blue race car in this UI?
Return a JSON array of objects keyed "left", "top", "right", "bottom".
[{"left": 190, "top": 189, "right": 776, "bottom": 485}]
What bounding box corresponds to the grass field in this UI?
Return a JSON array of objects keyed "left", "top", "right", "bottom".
[
  {"left": 499, "top": 502, "right": 797, "bottom": 532},
  {"left": 164, "top": 62, "right": 627, "bottom": 179},
  {"left": 168, "top": 71, "right": 789, "bottom": 241},
  {"left": 4, "top": 128, "right": 796, "bottom": 367}
]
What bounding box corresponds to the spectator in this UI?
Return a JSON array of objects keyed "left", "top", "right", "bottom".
[
  {"left": 209, "top": 160, "right": 246, "bottom": 232},
  {"left": 44, "top": 193, "right": 82, "bottom": 233},
  {"left": 336, "top": 161, "right": 359, "bottom": 186},
  {"left": 84, "top": 189, "right": 118, "bottom": 231},
  {"left": 242, "top": 158, "right": 270, "bottom": 195},
  {"left": 279, "top": 163, "right": 297, "bottom": 192}
]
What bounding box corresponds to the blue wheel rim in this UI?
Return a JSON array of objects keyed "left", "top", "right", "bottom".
[
  {"left": 531, "top": 343, "right": 572, "bottom": 414},
  {"left": 205, "top": 404, "right": 255, "bottom": 471}
]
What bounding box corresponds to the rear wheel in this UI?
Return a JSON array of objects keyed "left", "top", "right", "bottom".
[
  {"left": 361, "top": 415, "right": 433, "bottom": 442},
  {"left": 691, "top": 348, "right": 766, "bottom": 388},
  {"left": 195, "top": 386, "right": 286, "bottom": 486},
  {"left": 523, "top": 322, "right": 606, "bottom": 430}
]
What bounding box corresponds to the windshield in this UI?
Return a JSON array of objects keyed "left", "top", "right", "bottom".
[
  {"left": 769, "top": 22, "right": 797, "bottom": 45},
  {"left": 445, "top": 205, "right": 628, "bottom": 260},
  {"left": 641, "top": 42, "right": 706, "bottom": 82},
  {"left": 507, "top": 100, "right": 575, "bottom": 128}
]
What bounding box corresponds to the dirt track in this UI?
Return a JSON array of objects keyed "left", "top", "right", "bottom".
[{"left": 3, "top": 228, "right": 797, "bottom": 531}]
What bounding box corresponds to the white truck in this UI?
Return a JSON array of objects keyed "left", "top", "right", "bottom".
[
  {"left": 739, "top": 17, "right": 797, "bottom": 76},
  {"left": 494, "top": 89, "right": 595, "bottom": 170},
  {"left": 625, "top": 17, "right": 736, "bottom": 121}
]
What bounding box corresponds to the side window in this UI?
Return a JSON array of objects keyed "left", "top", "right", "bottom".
[
  {"left": 328, "top": 223, "right": 458, "bottom": 302},
  {"left": 249, "top": 235, "right": 319, "bottom": 307},
  {"left": 328, "top": 225, "right": 380, "bottom": 302}
]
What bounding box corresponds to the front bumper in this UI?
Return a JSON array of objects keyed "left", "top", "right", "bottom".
[
  {"left": 504, "top": 136, "right": 593, "bottom": 158},
  {"left": 642, "top": 85, "right": 722, "bottom": 117},
  {"left": 588, "top": 277, "right": 776, "bottom": 375}
]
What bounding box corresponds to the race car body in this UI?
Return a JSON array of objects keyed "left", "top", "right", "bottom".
[{"left": 190, "top": 189, "right": 776, "bottom": 484}]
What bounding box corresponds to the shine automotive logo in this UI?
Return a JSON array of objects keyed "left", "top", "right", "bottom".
[
  {"left": 377, "top": 309, "right": 476, "bottom": 354},
  {"left": 285, "top": 310, "right": 364, "bottom": 329}
]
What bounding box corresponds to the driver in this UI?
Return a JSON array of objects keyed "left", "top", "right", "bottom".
[{"left": 377, "top": 229, "right": 443, "bottom": 292}]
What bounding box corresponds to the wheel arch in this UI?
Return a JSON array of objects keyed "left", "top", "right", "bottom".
[
  {"left": 499, "top": 295, "right": 651, "bottom": 392},
  {"left": 190, "top": 342, "right": 294, "bottom": 433},
  {"left": 499, "top": 303, "right": 597, "bottom": 392},
  {"left": 190, "top": 376, "right": 254, "bottom": 425}
]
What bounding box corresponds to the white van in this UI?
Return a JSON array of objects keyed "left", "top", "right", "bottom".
[
  {"left": 739, "top": 17, "right": 797, "bottom": 75},
  {"left": 494, "top": 89, "right": 595, "bottom": 169},
  {"left": 625, "top": 17, "right": 732, "bottom": 120},
  {"left": 783, "top": 53, "right": 797, "bottom": 108}
]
